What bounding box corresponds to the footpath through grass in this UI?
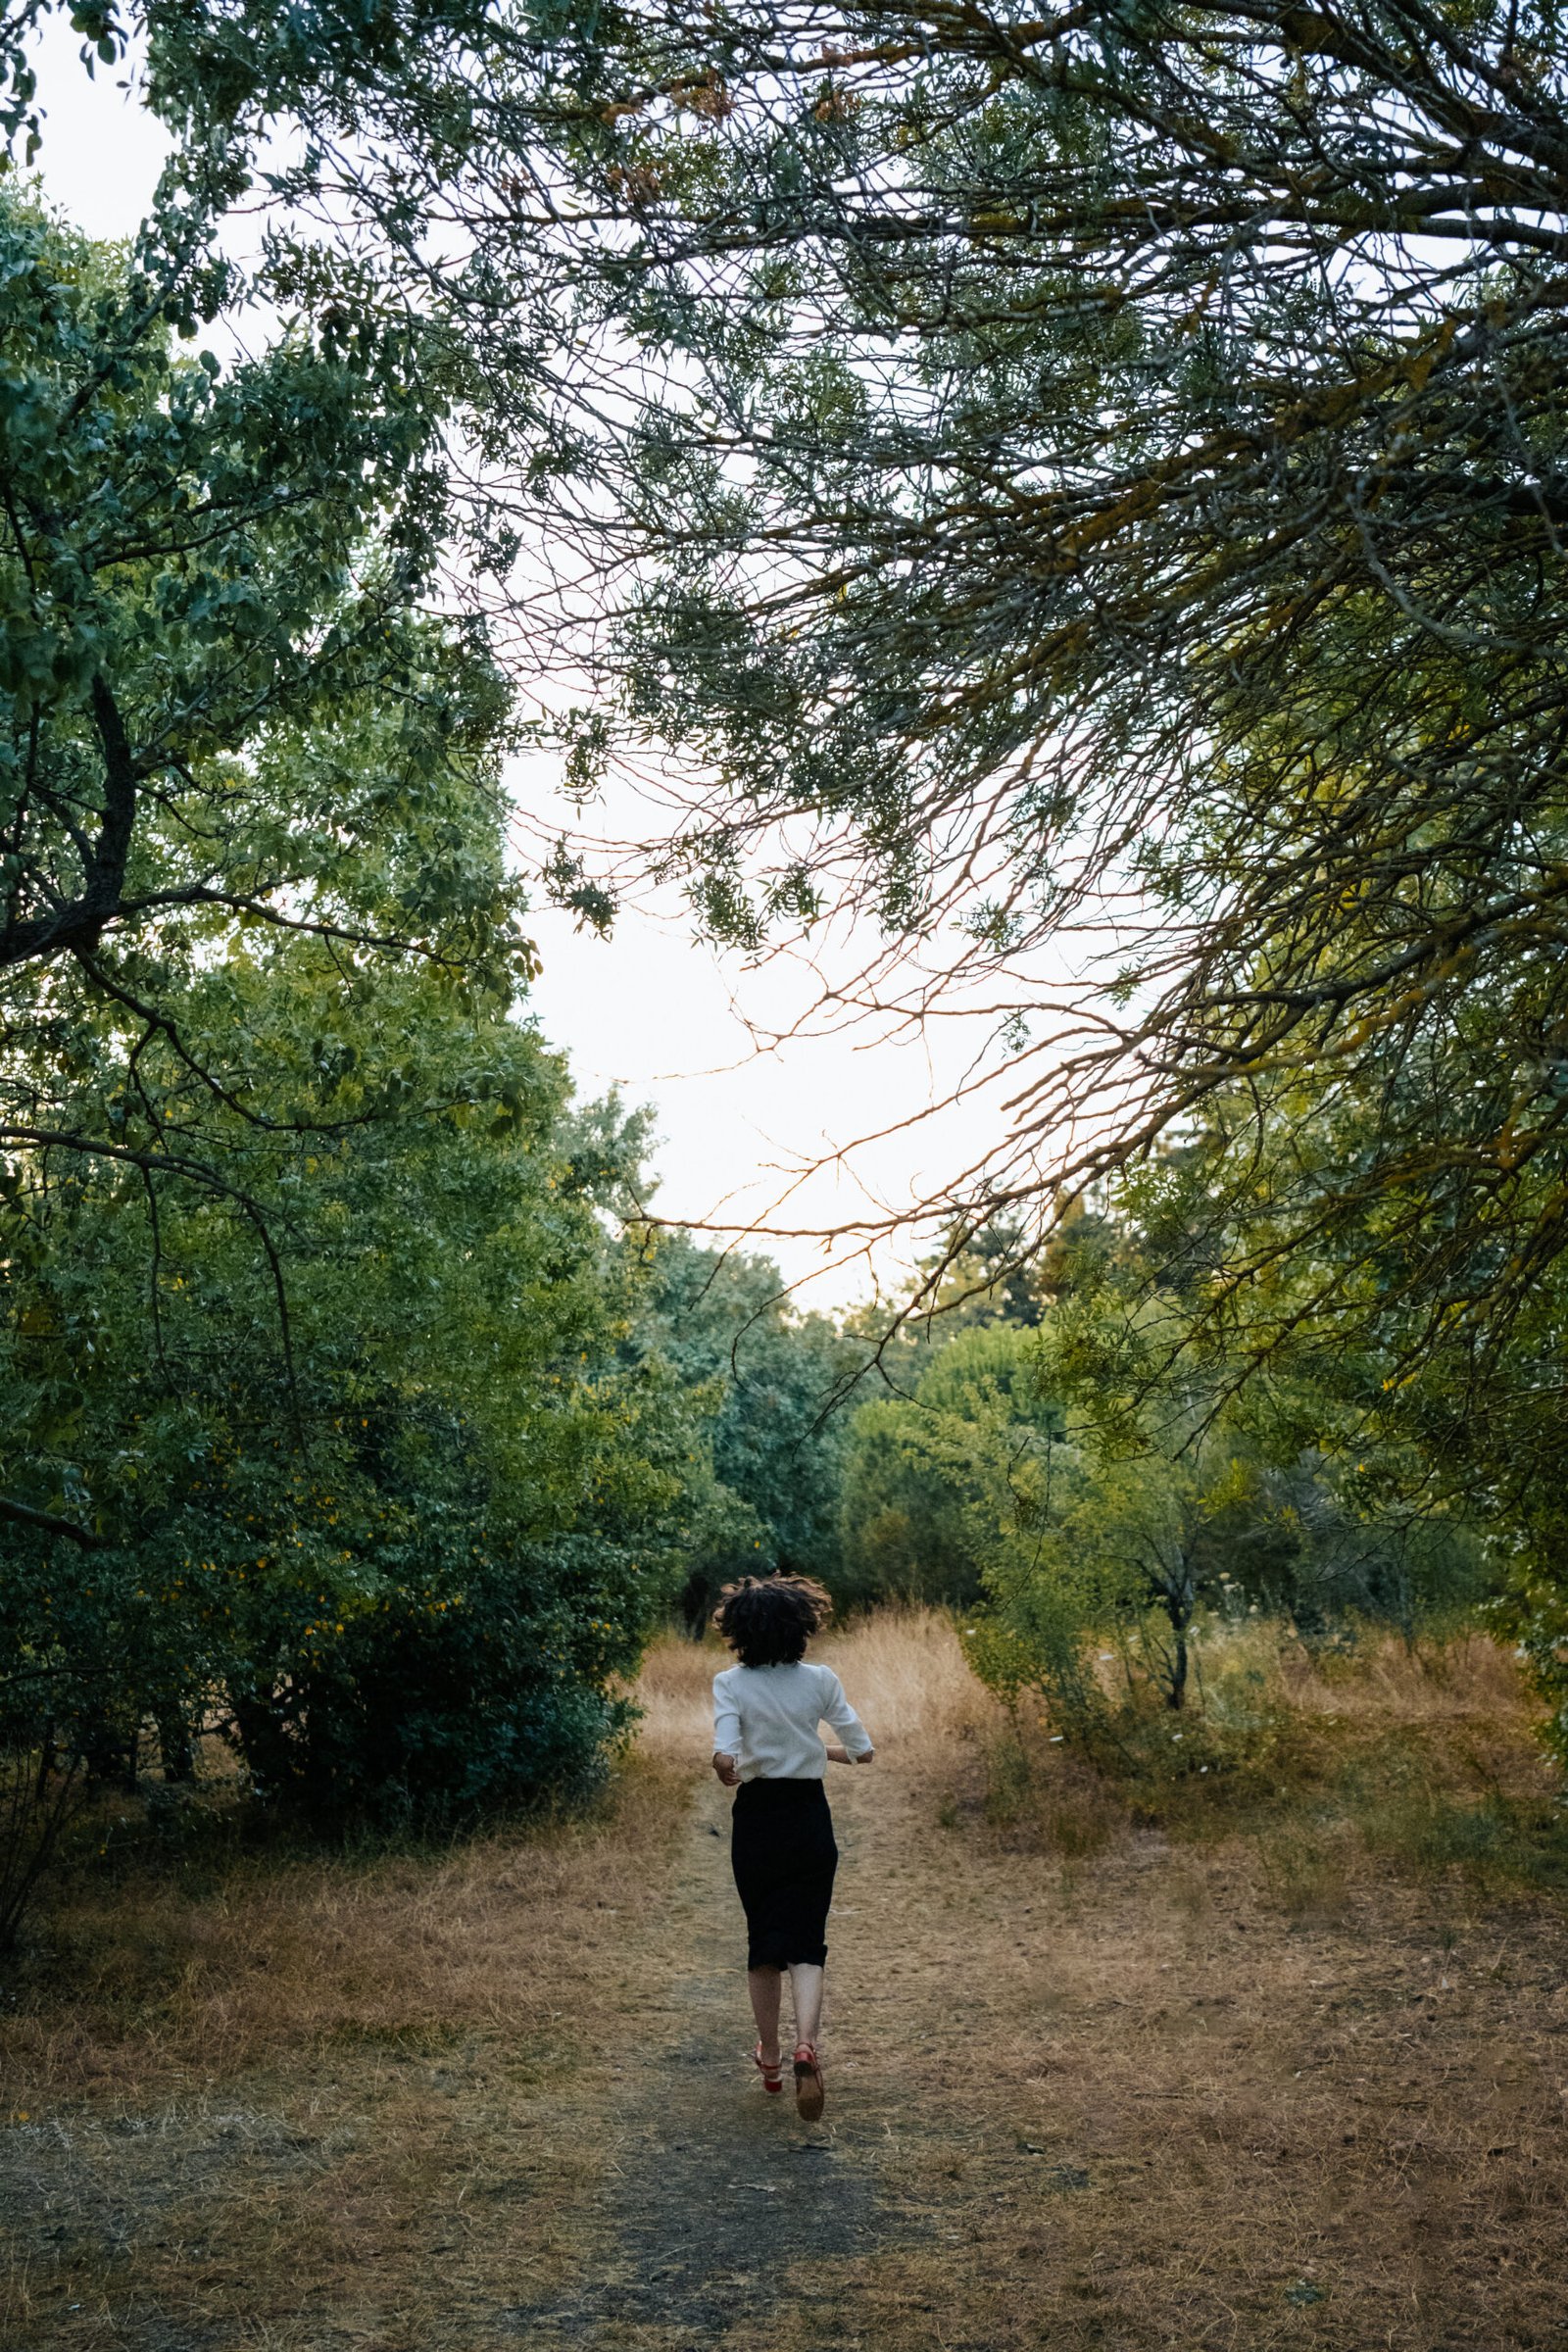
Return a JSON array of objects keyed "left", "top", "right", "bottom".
[{"left": 4, "top": 1612, "right": 1567, "bottom": 2350}]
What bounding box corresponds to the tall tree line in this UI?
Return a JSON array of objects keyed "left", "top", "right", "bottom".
[{"left": 5, "top": 2, "right": 1568, "bottom": 1885}]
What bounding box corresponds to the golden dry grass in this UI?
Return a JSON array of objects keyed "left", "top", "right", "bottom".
[
  {"left": 634, "top": 1604, "right": 991, "bottom": 1765},
  {"left": 727, "top": 1616, "right": 1568, "bottom": 2352},
  {"left": 807, "top": 1747, "right": 1568, "bottom": 2352},
  {"left": 1274, "top": 1624, "right": 1527, "bottom": 1722},
  {"left": 979, "top": 1614, "right": 1563, "bottom": 1880},
  {"left": 3, "top": 1762, "right": 684, "bottom": 2106},
  {"left": 1, "top": 1760, "right": 690, "bottom": 2348}
]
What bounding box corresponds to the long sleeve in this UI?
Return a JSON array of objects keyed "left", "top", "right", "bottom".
[
  {"left": 818, "top": 1667, "right": 873, "bottom": 1756},
  {"left": 712, "top": 1674, "right": 743, "bottom": 1758}
]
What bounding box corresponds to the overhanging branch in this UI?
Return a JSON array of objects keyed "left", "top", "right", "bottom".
[{"left": 0, "top": 1494, "right": 116, "bottom": 1549}]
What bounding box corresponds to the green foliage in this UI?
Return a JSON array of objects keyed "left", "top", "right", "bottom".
[
  {"left": 1121, "top": 1078, "right": 1544, "bottom": 1727},
  {"left": 0, "top": 202, "right": 710, "bottom": 1902},
  {"left": 899, "top": 1220, "right": 1046, "bottom": 1337},
  {"left": 630, "top": 1228, "right": 863, "bottom": 1626},
  {"left": 837, "top": 1323, "right": 1062, "bottom": 1611},
  {"left": 0, "top": 938, "right": 705, "bottom": 1834},
  {"left": 938, "top": 1291, "right": 1489, "bottom": 1756},
  {"left": 0, "top": 185, "right": 497, "bottom": 973},
  {"left": 1495, "top": 1551, "right": 1568, "bottom": 1781},
  {"left": 0, "top": 10, "right": 1551, "bottom": 1947},
  {"left": 147, "top": 0, "right": 1565, "bottom": 1760}
]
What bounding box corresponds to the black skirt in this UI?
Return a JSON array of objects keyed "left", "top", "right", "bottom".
[{"left": 730, "top": 1777, "right": 838, "bottom": 1971}]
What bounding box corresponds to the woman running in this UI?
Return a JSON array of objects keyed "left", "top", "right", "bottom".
[{"left": 710, "top": 1575, "right": 875, "bottom": 2120}]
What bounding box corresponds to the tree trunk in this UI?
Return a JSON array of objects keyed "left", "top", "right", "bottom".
[
  {"left": 1167, "top": 1623, "right": 1189, "bottom": 1711},
  {"left": 227, "top": 1687, "right": 295, "bottom": 1799},
  {"left": 1161, "top": 1564, "right": 1197, "bottom": 1710},
  {"left": 157, "top": 1713, "right": 195, "bottom": 1785}
]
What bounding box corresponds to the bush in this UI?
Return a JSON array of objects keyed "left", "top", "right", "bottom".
[{"left": 0, "top": 949, "right": 710, "bottom": 1911}]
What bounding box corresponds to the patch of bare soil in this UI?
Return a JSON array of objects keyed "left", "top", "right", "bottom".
[{"left": 498, "top": 1778, "right": 911, "bottom": 2348}]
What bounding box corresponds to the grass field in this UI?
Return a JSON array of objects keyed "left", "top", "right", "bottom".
[{"left": 4, "top": 1612, "right": 1566, "bottom": 2349}]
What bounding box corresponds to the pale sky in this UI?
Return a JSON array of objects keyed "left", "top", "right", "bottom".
[{"left": 29, "top": 20, "right": 1044, "bottom": 1310}]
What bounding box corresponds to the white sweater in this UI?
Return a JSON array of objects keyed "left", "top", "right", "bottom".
[{"left": 712, "top": 1660, "right": 874, "bottom": 1783}]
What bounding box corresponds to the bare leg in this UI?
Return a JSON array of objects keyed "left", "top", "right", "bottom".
[
  {"left": 748, "top": 1966, "right": 783, "bottom": 2063},
  {"left": 787, "top": 1962, "right": 825, "bottom": 2049}
]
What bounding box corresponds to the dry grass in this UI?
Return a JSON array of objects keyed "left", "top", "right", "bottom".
[
  {"left": 818, "top": 1605, "right": 993, "bottom": 1746},
  {"left": 1273, "top": 1624, "right": 1528, "bottom": 1721},
  {"left": 4, "top": 1611, "right": 1566, "bottom": 2352},
  {"left": 1187, "top": 1612, "right": 1537, "bottom": 1753},
  {"left": 978, "top": 1618, "right": 1565, "bottom": 1902},
  {"left": 805, "top": 1744, "right": 1568, "bottom": 2352},
  {"left": 4, "top": 1762, "right": 684, "bottom": 2107},
  {"left": 633, "top": 1605, "right": 991, "bottom": 1766},
  {"left": 754, "top": 1620, "right": 1568, "bottom": 2352},
  {"left": 637, "top": 1611, "right": 1568, "bottom": 2350},
  {"left": 0, "top": 1759, "right": 691, "bottom": 2349}
]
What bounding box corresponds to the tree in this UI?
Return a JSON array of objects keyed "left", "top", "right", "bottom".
[
  {"left": 0, "top": 930, "right": 709, "bottom": 1856},
  {"left": 630, "top": 1229, "right": 863, "bottom": 1626},
  {"left": 0, "top": 191, "right": 530, "bottom": 1546},
  {"left": 0, "top": 185, "right": 492, "bottom": 980},
  {"left": 949, "top": 1283, "right": 1487, "bottom": 1744},
  {"left": 159, "top": 0, "right": 1568, "bottom": 1384},
  {"left": 0, "top": 190, "right": 711, "bottom": 1887},
  {"left": 3, "top": 14, "right": 1538, "bottom": 1750},
  {"left": 944, "top": 1299, "right": 1242, "bottom": 1724},
  {"left": 906, "top": 1221, "right": 1045, "bottom": 1335},
  {"left": 837, "top": 1320, "right": 1062, "bottom": 1610},
  {"left": 26, "top": 5, "right": 1566, "bottom": 1381}
]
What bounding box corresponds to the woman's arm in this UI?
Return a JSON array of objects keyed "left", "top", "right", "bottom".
[
  {"left": 712, "top": 1677, "right": 744, "bottom": 1785},
  {"left": 819, "top": 1669, "right": 874, "bottom": 1759}
]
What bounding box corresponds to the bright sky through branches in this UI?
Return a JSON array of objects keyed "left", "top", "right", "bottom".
[{"left": 27, "top": 19, "right": 1027, "bottom": 1309}]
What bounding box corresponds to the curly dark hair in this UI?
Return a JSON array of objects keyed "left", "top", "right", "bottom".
[{"left": 711, "top": 1574, "right": 833, "bottom": 1668}]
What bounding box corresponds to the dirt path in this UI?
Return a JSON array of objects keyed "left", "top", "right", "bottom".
[
  {"left": 519, "top": 1741, "right": 1568, "bottom": 2352},
  {"left": 500, "top": 1774, "right": 919, "bottom": 2346}
]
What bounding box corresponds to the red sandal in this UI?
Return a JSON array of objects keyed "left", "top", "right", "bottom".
[
  {"left": 752, "top": 2043, "right": 785, "bottom": 2094},
  {"left": 793, "top": 2041, "right": 825, "bottom": 2121}
]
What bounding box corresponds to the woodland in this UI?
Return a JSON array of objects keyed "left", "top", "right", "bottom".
[{"left": 2, "top": 0, "right": 1568, "bottom": 1976}]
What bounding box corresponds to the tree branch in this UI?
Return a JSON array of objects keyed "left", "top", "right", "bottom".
[
  {"left": 0, "top": 1494, "right": 115, "bottom": 1549},
  {"left": 0, "top": 673, "right": 139, "bottom": 969}
]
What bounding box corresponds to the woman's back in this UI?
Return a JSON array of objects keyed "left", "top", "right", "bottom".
[{"left": 712, "top": 1658, "right": 871, "bottom": 1782}]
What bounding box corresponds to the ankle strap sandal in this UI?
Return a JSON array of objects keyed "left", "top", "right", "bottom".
[
  {"left": 752, "top": 2042, "right": 785, "bottom": 2093},
  {"left": 792, "top": 2042, "right": 825, "bottom": 2121}
]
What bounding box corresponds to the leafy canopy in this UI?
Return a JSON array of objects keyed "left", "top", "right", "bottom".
[{"left": 143, "top": 0, "right": 1568, "bottom": 1382}]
